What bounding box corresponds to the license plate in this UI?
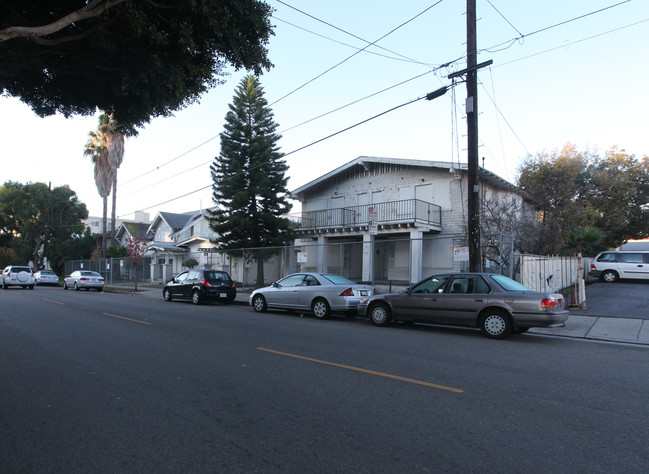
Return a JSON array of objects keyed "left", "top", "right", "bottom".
[
  {"left": 360, "top": 290, "right": 368, "bottom": 296},
  {"left": 220, "top": 293, "right": 227, "bottom": 298}
]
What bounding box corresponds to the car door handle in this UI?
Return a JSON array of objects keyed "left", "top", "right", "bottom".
[{"left": 474, "top": 298, "right": 484, "bottom": 302}]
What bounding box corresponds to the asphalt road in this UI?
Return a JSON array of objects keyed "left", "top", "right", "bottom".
[{"left": 1, "top": 287, "right": 648, "bottom": 472}]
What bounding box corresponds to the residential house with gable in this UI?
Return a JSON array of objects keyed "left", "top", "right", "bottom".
[
  {"left": 115, "top": 222, "right": 152, "bottom": 247},
  {"left": 290, "top": 156, "right": 523, "bottom": 286},
  {"left": 147, "top": 211, "right": 196, "bottom": 281},
  {"left": 146, "top": 209, "right": 237, "bottom": 282}
]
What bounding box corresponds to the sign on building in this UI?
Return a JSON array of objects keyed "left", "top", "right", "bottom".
[
  {"left": 368, "top": 206, "right": 378, "bottom": 235},
  {"left": 453, "top": 247, "right": 469, "bottom": 262}
]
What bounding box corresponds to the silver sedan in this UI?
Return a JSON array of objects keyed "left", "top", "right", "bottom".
[
  {"left": 63, "top": 270, "right": 105, "bottom": 291},
  {"left": 250, "top": 273, "right": 374, "bottom": 319},
  {"left": 358, "top": 273, "right": 569, "bottom": 339}
]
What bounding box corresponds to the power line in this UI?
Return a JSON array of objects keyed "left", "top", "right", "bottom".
[
  {"left": 274, "top": 1, "right": 437, "bottom": 67},
  {"left": 269, "top": 0, "right": 446, "bottom": 106},
  {"left": 484, "top": 0, "right": 523, "bottom": 37},
  {"left": 119, "top": 135, "right": 219, "bottom": 187},
  {"left": 493, "top": 17, "right": 648, "bottom": 68},
  {"left": 279, "top": 68, "right": 439, "bottom": 134},
  {"left": 122, "top": 88, "right": 450, "bottom": 216},
  {"left": 115, "top": 1, "right": 634, "bottom": 198},
  {"left": 272, "top": 16, "right": 426, "bottom": 64},
  {"left": 479, "top": 0, "right": 631, "bottom": 54}
]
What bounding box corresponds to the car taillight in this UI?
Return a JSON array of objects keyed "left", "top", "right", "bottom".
[
  {"left": 98, "top": 278, "right": 104, "bottom": 282},
  {"left": 80, "top": 277, "right": 89, "bottom": 281},
  {"left": 199, "top": 279, "right": 212, "bottom": 287},
  {"left": 590, "top": 263, "right": 596, "bottom": 270},
  {"left": 231, "top": 281, "right": 236, "bottom": 288},
  {"left": 541, "top": 298, "right": 559, "bottom": 309},
  {"left": 339, "top": 288, "right": 354, "bottom": 297}
]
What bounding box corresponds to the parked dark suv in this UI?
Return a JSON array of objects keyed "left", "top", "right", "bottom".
[{"left": 163, "top": 269, "right": 237, "bottom": 305}]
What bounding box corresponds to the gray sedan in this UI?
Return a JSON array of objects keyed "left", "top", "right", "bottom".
[
  {"left": 63, "top": 270, "right": 105, "bottom": 291},
  {"left": 250, "top": 273, "right": 374, "bottom": 319},
  {"left": 358, "top": 273, "right": 568, "bottom": 339}
]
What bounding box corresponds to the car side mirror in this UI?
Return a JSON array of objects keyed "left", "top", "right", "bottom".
[{"left": 272, "top": 281, "right": 279, "bottom": 288}]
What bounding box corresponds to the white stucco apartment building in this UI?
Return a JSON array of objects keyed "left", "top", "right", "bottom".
[{"left": 290, "top": 156, "right": 522, "bottom": 285}]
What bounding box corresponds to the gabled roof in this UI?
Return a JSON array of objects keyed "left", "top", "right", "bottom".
[
  {"left": 116, "top": 222, "right": 152, "bottom": 241},
  {"left": 290, "top": 156, "right": 517, "bottom": 198},
  {"left": 147, "top": 211, "right": 196, "bottom": 235}
]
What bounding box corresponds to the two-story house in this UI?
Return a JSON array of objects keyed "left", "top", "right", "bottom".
[
  {"left": 146, "top": 211, "right": 195, "bottom": 281},
  {"left": 290, "top": 156, "right": 521, "bottom": 285}
]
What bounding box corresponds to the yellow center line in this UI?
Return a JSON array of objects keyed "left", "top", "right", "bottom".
[
  {"left": 42, "top": 298, "right": 64, "bottom": 305},
  {"left": 102, "top": 313, "right": 152, "bottom": 326},
  {"left": 257, "top": 347, "right": 464, "bottom": 393}
]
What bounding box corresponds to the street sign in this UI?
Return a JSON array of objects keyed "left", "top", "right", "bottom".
[{"left": 368, "top": 206, "right": 378, "bottom": 235}]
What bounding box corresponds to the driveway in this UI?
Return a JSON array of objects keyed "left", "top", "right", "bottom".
[{"left": 573, "top": 280, "right": 649, "bottom": 319}]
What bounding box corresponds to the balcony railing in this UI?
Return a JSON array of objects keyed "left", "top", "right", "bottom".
[{"left": 290, "top": 199, "right": 441, "bottom": 232}]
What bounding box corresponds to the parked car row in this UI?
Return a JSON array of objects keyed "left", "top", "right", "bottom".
[
  {"left": 243, "top": 271, "right": 569, "bottom": 339},
  {"left": 4, "top": 264, "right": 568, "bottom": 340},
  {"left": 0, "top": 266, "right": 105, "bottom": 291},
  {"left": 160, "top": 269, "right": 568, "bottom": 339}
]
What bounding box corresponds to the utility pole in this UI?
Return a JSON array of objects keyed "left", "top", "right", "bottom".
[
  {"left": 448, "top": 0, "right": 491, "bottom": 272},
  {"left": 466, "top": 0, "right": 480, "bottom": 272}
]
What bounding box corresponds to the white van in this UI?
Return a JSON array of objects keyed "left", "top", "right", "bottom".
[{"left": 590, "top": 251, "right": 649, "bottom": 282}]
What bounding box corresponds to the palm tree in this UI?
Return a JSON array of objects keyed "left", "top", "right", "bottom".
[
  {"left": 84, "top": 114, "right": 114, "bottom": 258},
  {"left": 106, "top": 129, "right": 125, "bottom": 246},
  {"left": 84, "top": 113, "right": 126, "bottom": 255}
]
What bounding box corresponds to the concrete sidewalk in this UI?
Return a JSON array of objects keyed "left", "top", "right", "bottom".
[
  {"left": 106, "top": 284, "right": 649, "bottom": 346},
  {"left": 530, "top": 314, "right": 649, "bottom": 345}
]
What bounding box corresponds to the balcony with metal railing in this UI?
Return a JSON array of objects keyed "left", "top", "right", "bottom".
[{"left": 290, "top": 199, "right": 442, "bottom": 234}]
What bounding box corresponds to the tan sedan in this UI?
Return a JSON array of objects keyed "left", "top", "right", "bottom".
[{"left": 358, "top": 273, "right": 568, "bottom": 339}]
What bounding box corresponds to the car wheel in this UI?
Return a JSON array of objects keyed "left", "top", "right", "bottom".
[
  {"left": 191, "top": 289, "right": 202, "bottom": 305},
  {"left": 252, "top": 294, "right": 267, "bottom": 312},
  {"left": 480, "top": 310, "right": 512, "bottom": 339},
  {"left": 63, "top": 281, "right": 68, "bottom": 290},
  {"left": 369, "top": 303, "right": 391, "bottom": 327},
  {"left": 74, "top": 282, "right": 79, "bottom": 291},
  {"left": 163, "top": 289, "right": 173, "bottom": 302},
  {"left": 601, "top": 270, "right": 619, "bottom": 283},
  {"left": 311, "top": 298, "right": 331, "bottom": 319}
]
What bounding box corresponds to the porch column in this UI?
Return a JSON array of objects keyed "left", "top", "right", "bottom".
[
  {"left": 362, "top": 233, "right": 374, "bottom": 283},
  {"left": 162, "top": 256, "right": 169, "bottom": 283},
  {"left": 410, "top": 229, "right": 423, "bottom": 284},
  {"left": 317, "top": 235, "right": 328, "bottom": 273}
]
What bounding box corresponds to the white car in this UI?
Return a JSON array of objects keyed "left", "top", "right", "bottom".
[
  {"left": 34, "top": 269, "right": 59, "bottom": 286},
  {"left": 1, "top": 265, "right": 35, "bottom": 289},
  {"left": 590, "top": 251, "right": 649, "bottom": 282},
  {"left": 63, "top": 270, "right": 105, "bottom": 291},
  {"left": 250, "top": 273, "right": 374, "bottom": 319}
]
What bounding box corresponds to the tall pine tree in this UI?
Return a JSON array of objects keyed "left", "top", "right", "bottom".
[{"left": 208, "top": 75, "right": 292, "bottom": 287}]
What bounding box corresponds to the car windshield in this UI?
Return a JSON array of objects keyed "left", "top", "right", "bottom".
[
  {"left": 320, "top": 274, "right": 357, "bottom": 285},
  {"left": 491, "top": 274, "right": 532, "bottom": 291},
  {"left": 12, "top": 267, "right": 31, "bottom": 273},
  {"left": 81, "top": 271, "right": 100, "bottom": 277}
]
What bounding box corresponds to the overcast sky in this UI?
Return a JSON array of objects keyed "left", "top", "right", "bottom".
[{"left": 1, "top": 0, "right": 647, "bottom": 220}]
